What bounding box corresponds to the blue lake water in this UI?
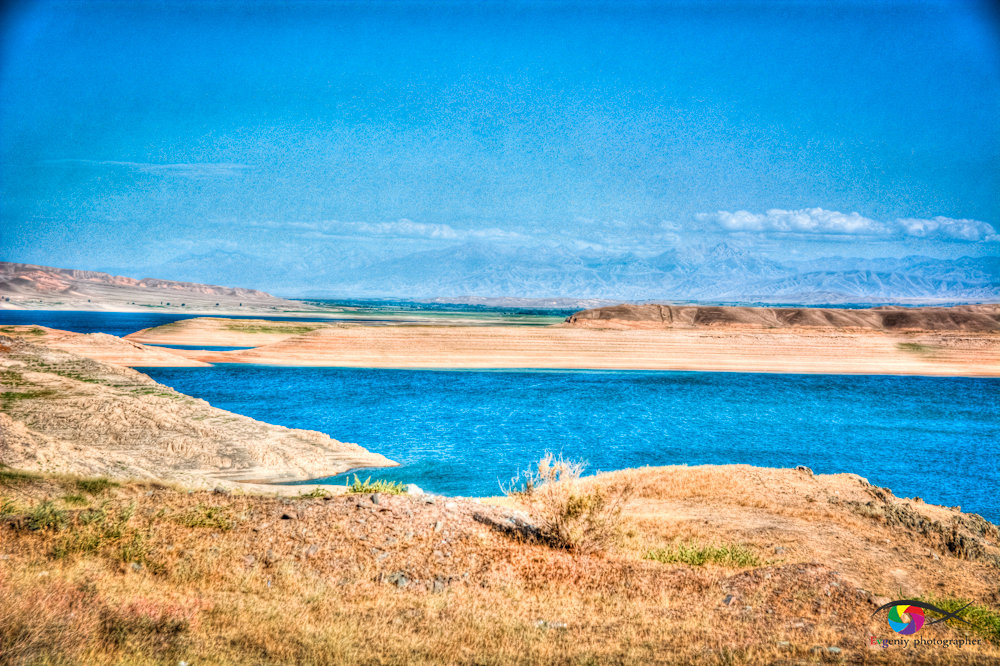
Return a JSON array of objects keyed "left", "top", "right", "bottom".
[
  {"left": 4, "top": 310, "right": 998, "bottom": 521},
  {"left": 0, "top": 310, "right": 207, "bottom": 338},
  {"left": 145, "top": 344, "right": 255, "bottom": 351},
  {"left": 0, "top": 305, "right": 565, "bottom": 338},
  {"left": 141, "top": 365, "right": 1000, "bottom": 523},
  {"left": 0, "top": 309, "right": 404, "bottom": 338},
  {"left": 0, "top": 310, "right": 347, "bottom": 338}
]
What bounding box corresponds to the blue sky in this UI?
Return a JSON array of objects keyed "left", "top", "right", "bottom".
[{"left": 1, "top": 0, "right": 998, "bottom": 295}]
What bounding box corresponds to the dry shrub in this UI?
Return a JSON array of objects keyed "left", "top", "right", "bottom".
[{"left": 504, "top": 454, "right": 632, "bottom": 553}]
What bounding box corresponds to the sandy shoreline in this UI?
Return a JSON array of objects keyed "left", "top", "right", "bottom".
[{"left": 128, "top": 321, "right": 1000, "bottom": 376}]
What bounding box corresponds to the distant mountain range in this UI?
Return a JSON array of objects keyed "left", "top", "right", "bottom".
[{"left": 128, "top": 242, "right": 999, "bottom": 305}]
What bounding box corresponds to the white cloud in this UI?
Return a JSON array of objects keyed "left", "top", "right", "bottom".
[
  {"left": 895, "top": 216, "right": 997, "bottom": 242},
  {"left": 698, "top": 208, "right": 997, "bottom": 242},
  {"left": 43, "top": 159, "right": 251, "bottom": 178},
  {"left": 244, "top": 218, "right": 528, "bottom": 242}
]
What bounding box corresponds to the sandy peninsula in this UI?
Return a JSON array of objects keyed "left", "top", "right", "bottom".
[{"left": 124, "top": 312, "right": 1000, "bottom": 377}]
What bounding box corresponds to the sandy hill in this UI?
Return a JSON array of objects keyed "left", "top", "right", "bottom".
[
  {"left": 0, "top": 335, "right": 393, "bottom": 487},
  {"left": 0, "top": 261, "right": 310, "bottom": 313},
  {"left": 0, "top": 324, "right": 208, "bottom": 367},
  {"left": 566, "top": 303, "right": 1000, "bottom": 332},
  {"left": 121, "top": 316, "right": 1000, "bottom": 376}
]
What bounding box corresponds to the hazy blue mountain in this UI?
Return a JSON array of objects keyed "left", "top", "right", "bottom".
[{"left": 103, "top": 242, "right": 998, "bottom": 303}]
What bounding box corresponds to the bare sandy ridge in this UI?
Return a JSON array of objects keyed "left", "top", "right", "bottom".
[
  {"left": 0, "top": 336, "right": 394, "bottom": 488},
  {"left": 0, "top": 325, "right": 209, "bottom": 367},
  {"left": 0, "top": 261, "right": 316, "bottom": 315},
  {"left": 145, "top": 323, "right": 1000, "bottom": 376},
  {"left": 567, "top": 302, "right": 1000, "bottom": 331},
  {"left": 127, "top": 317, "right": 332, "bottom": 347}
]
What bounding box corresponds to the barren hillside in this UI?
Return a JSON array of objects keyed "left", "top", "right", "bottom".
[
  {"left": 0, "top": 325, "right": 208, "bottom": 367},
  {"left": 566, "top": 303, "right": 1000, "bottom": 331},
  {"left": 0, "top": 336, "right": 393, "bottom": 487},
  {"left": 0, "top": 262, "right": 312, "bottom": 314}
]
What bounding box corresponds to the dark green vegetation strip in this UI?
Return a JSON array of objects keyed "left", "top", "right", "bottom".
[{"left": 645, "top": 541, "right": 761, "bottom": 567}]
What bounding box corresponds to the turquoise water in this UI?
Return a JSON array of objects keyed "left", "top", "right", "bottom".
[
  {"left": 0, "top": 304, "right": 568, "bottom": 338},
  {"left": 141, "top": 365, "right": 1000, "bottom": 523},
  {"left": 0, "top": 310, "right": 341, "bottom": 338},
  {"left": 5, "top": 310, "right": 998, "bottom": 521},
  {"left": 145, "top": 344, "right": 255, "bottom": 351}
]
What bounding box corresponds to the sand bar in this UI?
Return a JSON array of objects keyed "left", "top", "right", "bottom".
[{"left": 159, "top": 324, "right": 1000, "bottom": 376}]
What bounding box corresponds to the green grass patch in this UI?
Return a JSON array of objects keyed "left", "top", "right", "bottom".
[
  {"left": 129, "top": 386, "right": 184, "bottom": 400},
  {"left": 50, "top": 502, "right": 160, "bottom": 570},
  {"left": 222, "top": 322, "right": 323, "bottom": 335},
  {"left": 0, "top": 465, "right": 39, "bottom": 486},
  {"left": 0, "top": 325, "right": 45, "bottom": 336},
  {"left": 0, "top": 369, "right": 24, "bottom": 385},
  {"left": 645, "top": 541, "right": 761, "bottom": 568},
  {"left": 1, "top": 496, "right": 24, "bottom": 516},
  {"left": 920, "top": 597, "right": 1000, "bottom": 645},
  {"left": 346, "top": 475, "right": 406, "bottom": 495},
  {"left": 1, "top": 389, "right": 57, "bottom": 410},
  {"left": 27, "top": 501, "right": 68, "bottom": 531},
  {"left": 897, "top": 342, "right": 934, "bottom": 354},
  {"left": 173, "top": 504, "right": 234, "bottom": 530},
  {"left": 76, "top": 478, "right": 119, "bottom": 495},
  {"left": 61, "top": 494, "right": 89, "bottom": 506},
  {"left": 299, "top": 487, "right": 330, "bottom": 499}
]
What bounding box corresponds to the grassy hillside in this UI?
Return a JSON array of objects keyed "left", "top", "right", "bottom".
[{"left": 2, "top": 465, "right": 998, "bottom": 664}]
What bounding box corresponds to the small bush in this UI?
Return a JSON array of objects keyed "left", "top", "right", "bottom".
[
  {"left": 76, "top": 478, "right": 118, "bottom": 495},
  {"left": 300, "top": 487, "right": 330, "bottom": 498},
  {"left": 504, "top": 454, "right": 632, "bottom": 553},
  {"left": 27, "top": 501, "right": 68, "bottom": 531},
  {"left": 346, "top": 476, "right": 406, "bottom": 495},
  {"left": 62, "top": 494, "right": 89, "bottom": 506},
  {"left": 645, "top": 541, "right": 760, "bottom": 567}
]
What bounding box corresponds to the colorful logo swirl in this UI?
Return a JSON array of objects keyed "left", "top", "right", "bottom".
[{"left": 887, "top": 604, "right": 925, "bottom": 635}]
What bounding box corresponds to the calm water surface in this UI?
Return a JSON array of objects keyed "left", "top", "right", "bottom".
[
  {"left": 141, "top": 365, "right": 1000, "bottom": 522},
  {"left": 0, "top": 310, "right": 344, "bottom": 338}
]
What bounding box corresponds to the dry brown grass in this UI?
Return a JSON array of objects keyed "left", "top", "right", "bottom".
[
  {"left": 1, "top": 467, "right": 998, "bottom": 665},
  {"left": 504, "top": 454, "right": 633, "bottom": 553}
]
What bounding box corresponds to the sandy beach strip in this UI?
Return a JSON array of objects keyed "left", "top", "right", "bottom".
[{"left": 161, "top": 325, "right": 1000, "bottom": 376}]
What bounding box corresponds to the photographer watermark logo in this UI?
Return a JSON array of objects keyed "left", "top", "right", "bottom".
[{"left": 869, "top": 599, "right": 983, "bottom": 649}]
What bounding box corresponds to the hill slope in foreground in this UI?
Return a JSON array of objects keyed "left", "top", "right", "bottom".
[
  {"left": 0, "top": 336, "right": 392, "bottom": 487},
  {"left": 1, "top": 464, "right": 998, "bottom": 663}
]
